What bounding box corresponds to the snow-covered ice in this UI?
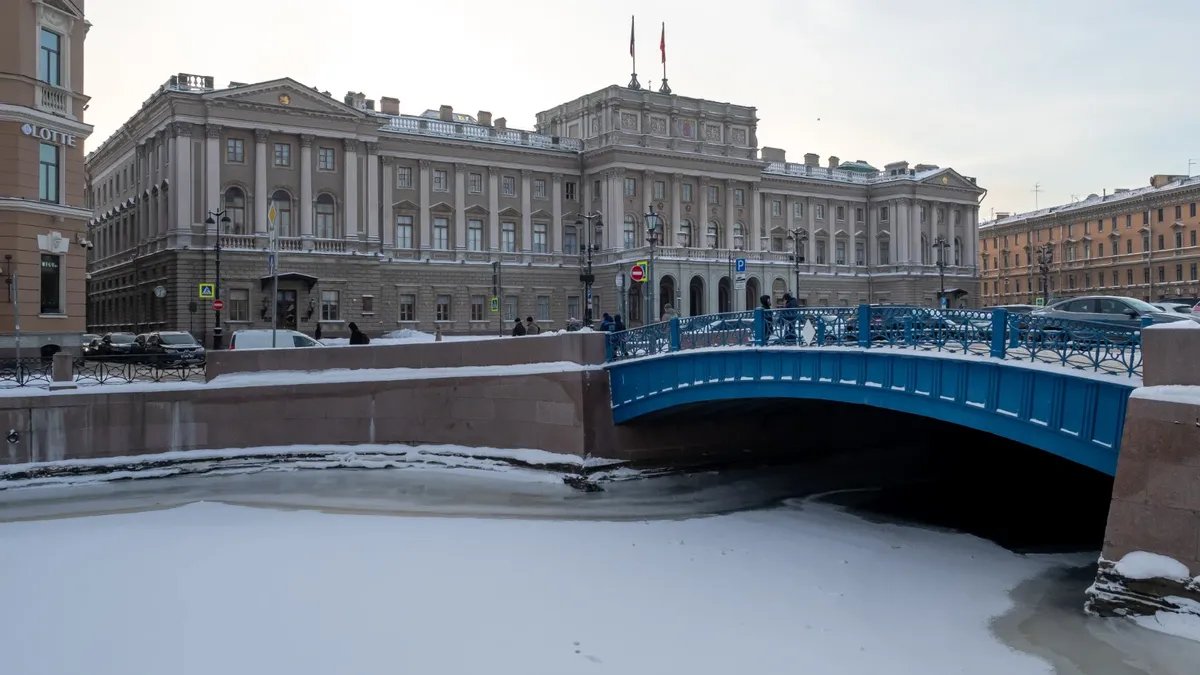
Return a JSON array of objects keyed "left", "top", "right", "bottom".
[
  {"left": 1113, "top": 551, "right": 1192, "bottom": 581},
  {"left": 1130, "top": 385, "right": 1200, "bottom": 405},
  {"left": 1131, "top": 598, "right": 1200, "bottom": 643}
]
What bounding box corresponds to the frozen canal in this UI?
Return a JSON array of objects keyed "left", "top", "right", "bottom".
[{"left": 1, "top": 463, "right": 1198, "bottom": 675}]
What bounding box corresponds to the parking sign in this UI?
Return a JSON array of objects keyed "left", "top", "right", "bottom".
[{"left": 735, "top": 258, "right": 746, "bottom": 274}]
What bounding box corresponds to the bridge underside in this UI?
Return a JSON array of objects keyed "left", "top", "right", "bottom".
[{"left": 607, "top": 349, "right": 1137, "bottom": 475}]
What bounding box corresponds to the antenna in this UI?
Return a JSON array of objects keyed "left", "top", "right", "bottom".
[
  {"left": 1032, "top": 182, "right": 1043, "bottom": 210},
  {"left": 1069, "top": 194, "right": 1078, "bottom": 203}
]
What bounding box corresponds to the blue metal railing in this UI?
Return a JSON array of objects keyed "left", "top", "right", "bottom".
[{"left": 604, "top": 304, "right": 1146, "bottom": 377}]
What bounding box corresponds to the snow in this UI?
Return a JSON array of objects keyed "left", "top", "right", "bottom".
[
  {"left": 1113, "top": 551, "right": 1192, "bottom": 581},
  {"left": 322, "top": 327, "right": 593, "bottom": 346},
  {"left": 1144, "top": 321, "right": 1200, "bottom": 330},
  {"left": 0, "top": 498, "right": 1064, "bottom": 675},
  {"left": 1131, "top": 597, "right": 1200, "bottom": 643},
  {"left": 1130, "top": 385, "right": 1200, "bottom": 405}
]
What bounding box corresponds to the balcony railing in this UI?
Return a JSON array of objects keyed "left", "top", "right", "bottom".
[
  {"left": 36, "top": 83, "right": 72, "bottom": 118},
  {"left": 380, "top": 116, "right": 583, "bottom": 152},
  {"left": 311, "top": 238, "right": 346, "bottom": 253}
]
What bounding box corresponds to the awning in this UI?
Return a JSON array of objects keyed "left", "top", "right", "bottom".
[
  {"left": 939, "top": 288, "right": 969, "bottom": 296},
  {"left": 260, "top": 272, "right": 318, "bottom": 291}
]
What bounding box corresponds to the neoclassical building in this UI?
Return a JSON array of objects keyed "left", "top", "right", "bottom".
[{"left": 85, "top": 72, "right": 985, "bottom": 341}]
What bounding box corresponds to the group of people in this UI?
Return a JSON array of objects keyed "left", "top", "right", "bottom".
[{"left": 510, "top": 317, "right": 543, "bottom": 336}]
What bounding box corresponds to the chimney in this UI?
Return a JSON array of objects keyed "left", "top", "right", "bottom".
[
  {"left": 1150, "top": 174, "right": 1186, "bottom": 188},
  {"left": 495, "top": 117, "right": 507, "bottom": 131},
  {"left": 439, "top": 105, "right": 453, "bottom": 121},
  {"left": 761, "top": 147, "right": 786, "bottom": 163},
  {"left": 803, "top": 153, "right": 820, "bottom": 167},
  {"left": 365, "top": 99, "right": 375, "bottom": 111},
  {"left": 477, "top": 111, "right": 493, "bottom": 126},
  {"left": 380, "top": 97, "right": 400, "bottom": 115},
  {"left": 828, "top": 156, "right": 840, "bottom": 169}
]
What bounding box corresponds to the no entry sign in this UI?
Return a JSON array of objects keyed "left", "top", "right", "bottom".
[
  {"left": 212, "top": 299, "right": 225, "bottom": 311},
  {"left": 630, "top": 263, "right": 646, "bottom": 283}
]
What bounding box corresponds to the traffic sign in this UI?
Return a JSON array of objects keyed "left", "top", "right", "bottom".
[
  {"left": 198, "top": 283, "right": 215, "bottom": 299},
  {"left": 212, "top": 299, "right": 225, "bottom": 312},
  {"left": 1035, "top": 297, "right": 1046, "bottom": 307},
  {"left": 735, "top": 257, "right": 746, "bottom": 273},
  {"left": 490, "top": 297, "right": 499, "bottom": 313},
  {"left": 735, "top": 278, "right": 747, "bottom": 291},
  {"left": 630, "top": 264, "right": 646, "bottom": 283}
]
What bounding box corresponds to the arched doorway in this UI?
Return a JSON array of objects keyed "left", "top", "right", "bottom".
[
  {"left": 745, "top": 277, "right": 761, "bottom": 310},
  {"left": 771, "top": 278, "right": 788, "bottom": 305},
  {"left": 659, "top": 275, "right": 677, "bottom": 318},
  {"left": 626, "top": 281, "right": 643, "bottom": 325},
  {"left": 718, "top": 277, "right": 732, "bottom": 313},
  {"left": 689, "top": 276, "right": 705, "bottom": 316}
]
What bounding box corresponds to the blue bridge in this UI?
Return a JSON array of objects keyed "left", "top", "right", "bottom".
[{"left": 604, "top": 306, "right": 1145, "bottom": 475}]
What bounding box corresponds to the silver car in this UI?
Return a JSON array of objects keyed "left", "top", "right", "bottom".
[{"left": 1034, "top": 296, "right": 1189, "bottom": 328}]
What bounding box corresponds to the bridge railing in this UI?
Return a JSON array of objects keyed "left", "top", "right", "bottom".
[{"left": 604, "top": 304, "right": 1145, "bottom": 377}]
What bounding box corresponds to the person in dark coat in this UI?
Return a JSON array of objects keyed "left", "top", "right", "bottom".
[
  {"left": 512, "top": 318, "right": 526, "bottom": 336},
  {"left": 314, "top": 323, "right": 323, "bottom": 341},
  {"left": 760, "top": 295, "right": 775, "bottom": 342},
  {"left": 348, "top": 322, "right": 370, "bottom": 345},
  {"left": 613, "top": 314, "right": 626, "bottom": 332},
  {"left": 781, "top": 294, "right": 799, "bottom": 343},
  {"left": 524, "top": 316, "right": 541, "bottom": 335},
  {"left": 599, "top": 313, "right": 615, "bottom": 332}
]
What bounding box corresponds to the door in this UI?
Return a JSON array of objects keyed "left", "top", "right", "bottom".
[
  {"left": 277, "top": 289, "right": 298, "bottom": 330},
  {"left": 1097, "top": 297, "right": 1138, "bottom": 327}
]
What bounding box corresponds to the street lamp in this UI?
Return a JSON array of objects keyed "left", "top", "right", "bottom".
[
  {"left": 644, "top": 206, "right": 663, "bottom": 320},
  {"left": 204, "top": 210, "right": 232, "bottom": 349},
  {"left": 1035, "top": 243, "right": 1053, "bottom": 306},
  {"left": 787, "top": 227, "right": 808, "bottom": 298},
  {"left": 576, "top": 212, "right": 603, "bottom": 327},
  {"left": 933, "top": 234, "right": 950, "bottom": 307}
]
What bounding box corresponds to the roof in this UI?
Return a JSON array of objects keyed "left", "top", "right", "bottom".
[
  {"left": 981, "top": 175, "right": 1200, "bottom": 229},
  {"left": 837, "top": 160, "right": 879, "bottom": 174}
]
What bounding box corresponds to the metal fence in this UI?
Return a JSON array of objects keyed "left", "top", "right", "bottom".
[
  {"left": 605, "top": 305, "right": 1146, "bottom": 377},
  {"left": 0, "top": 355, "right": 207, "bottom": 390}
]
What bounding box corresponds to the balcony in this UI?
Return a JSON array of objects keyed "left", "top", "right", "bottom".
[
  {"left": 35, "top": 82, "right": 73, "bottom": 119},
  {"left": 379, "top": 115, "right": 583, "bottom": 152}
]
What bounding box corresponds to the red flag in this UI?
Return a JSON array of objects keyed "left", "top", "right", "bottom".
[
  {"left": 660, "top": 23, "right": 666, "bottom": 64},
  {"left": 629, "top": 16, "right": 636, "bottom": 58}
]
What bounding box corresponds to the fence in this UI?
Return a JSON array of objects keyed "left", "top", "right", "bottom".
[{"left": 0, "top": 355, "right": 207, "bottom": 390}]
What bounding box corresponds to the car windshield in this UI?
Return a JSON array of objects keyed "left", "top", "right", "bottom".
[
  {"left": 159, "top": 334, "right": 197, "bottom": 345},
  {"left": 108, "top": 334, "right": 135, "bottom": 343},
  {"left": 1124, "top": 298, "right": 1160, "bottom": 313}
]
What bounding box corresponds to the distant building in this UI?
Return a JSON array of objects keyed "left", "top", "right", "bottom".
[
  {"left": 84, "top": 72, "right": 985, "bottom": 342},
  {"left": 0, "top": 0, "right": 93, "bottom": 356},
  {"left": 979, "top": 175, "right": 1200, "bottom": 305}
]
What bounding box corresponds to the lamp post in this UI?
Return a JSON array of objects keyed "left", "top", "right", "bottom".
[
  {"left": 787, "top": 227, "right": 808, "bottom": 298},
  {"left": 204, "top": 210, "right": 232, "bottom": 349},
  {"left": 1035, "top": 243, "right": 1053, "bottom": 305},
  {"left": 576, "top": 212, "right": 603, "bottom": 326},
  {"left": 644, "top": 206, "right": 663, "bottom": 320},
  {"left": 933, "top": 234, "right": 949, "bottom": 308}
]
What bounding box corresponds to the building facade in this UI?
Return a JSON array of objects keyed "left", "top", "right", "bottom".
[
  {"left": 0, "top": 0, "right": 92, "bottom": 356},
  {"left": 85, "top": 73, "right": 984, "bottom": 342},
  {"left": 979, "top": 175, "right": 1200, "bottom": 306}
]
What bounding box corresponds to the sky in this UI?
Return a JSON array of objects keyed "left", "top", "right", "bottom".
[{"left": 83, "top": 0, "right": 1200, "bottom": 221}]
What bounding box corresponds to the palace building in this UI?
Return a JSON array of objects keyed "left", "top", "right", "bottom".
[{"left": 84, "top": 71, "right": 984, "bottom": 342}]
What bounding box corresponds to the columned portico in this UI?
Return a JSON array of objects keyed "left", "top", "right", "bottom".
[
  {"left": 299, "top": 135, "right": 314, "bottom": 242},
  {"left": 343, "top": 139, "right": 359, "bottom": 240},
  {"left": 254, "top": 129, "right": 268, "bottom": 235}
]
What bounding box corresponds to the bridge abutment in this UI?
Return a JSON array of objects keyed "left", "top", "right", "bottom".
[{"left": 1087, "top": 326, "right": 1200, "bottom": 624}]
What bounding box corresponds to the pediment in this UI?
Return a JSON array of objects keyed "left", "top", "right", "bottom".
[
  {"left": 429, "top": 201, "right": 454, "bottom": 213},
  {"left": 530, "top": 209, "right": 552, "bottom": 219},
  {"left": 812, "top": 227, "right": 829, "bottom": 238},
  {"left": 392, "top": 199, "right": 419, "bottom": 210},
  {"left": 876, "top": 229, "right": 891, "bottom": 239},
  {"left": 464, "top": 204, "right": 490, "bottom": 215},
  {"left": 919, "top": 168, "right": 981, "bottom": 191},
  {"left": 498, "top": 206, "right": 522, "bottom": 217},
  {"left": 206, "top": 79, "right": 367, "bottom": 118}
]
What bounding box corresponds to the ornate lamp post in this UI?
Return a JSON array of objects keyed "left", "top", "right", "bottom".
[
  {"left": 644, "top": 206, "right": 663, "bottom": 320},
  {"left": 1035, "top": 242, "right": 1054, "bottom": 305},
  {"left": 787, "top": 227, "right": 808, "bottom": 298},
  {"left": 576, "top": 212, "right": 603, "bottom": 326},
  {"left": 933, "top": 234, "right": 950, "bottom": 307},
  {"left": 204, "top": 210, "right": 232, "bottom": 349}
]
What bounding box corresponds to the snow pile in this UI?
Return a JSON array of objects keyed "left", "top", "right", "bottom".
[
  {"left": 322, "top": 329, "right": 502, "bottom": 346},
  {"left": 1131, "top": 385, "right": 1200, "bottom": 405},
  {"left": 1113, "top": 551, "right": 1192, "bottom": 581},
  {"left": 1144, "top": 321, "right": 1200, "bottom": 330},
  {"left": 207, "top": 361, "right": 598, "bottom": 389},
  {"left": 1131, "top": 597, "right": 1200, "bottom": 643}
]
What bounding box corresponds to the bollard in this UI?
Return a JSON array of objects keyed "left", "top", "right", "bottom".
[
  {"left": 669, "top": 316, "right": 681, "bottom": 352},
  {"left": 990, "top": 308, "right": 1009, "bottom": 359},
  {"left": 753, "top": 308, "right": 765, "bottom": 347},
  {"left": 857, "top": 303, "right": 871, "bottom": 348},
  {"left": 49, "top": 351, "right": 76, "bottom": 390}
]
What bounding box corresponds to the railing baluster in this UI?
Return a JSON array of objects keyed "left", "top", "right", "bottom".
[{"left": 990, "top": 308, "right": 1009, "bottom": 359}]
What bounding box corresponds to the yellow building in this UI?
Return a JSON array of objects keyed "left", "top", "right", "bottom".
[
  {"left": 979, "top": 174, "right": 1200, "bottom": 306},
  {"left": 0, "top": 0, "right": 92, "bottom": 356}
]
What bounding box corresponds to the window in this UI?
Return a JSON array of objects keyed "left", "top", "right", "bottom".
[
  {"left": 877, "top": 240, "right": 890, "bottom": 265},
  {"left": 315, "top": 194, "right": 336, "bottom": 238},
  {"left": 502, "top": 176, "right": 516, "bottom": 197},
  {"left": 1176, "top": 205, "right": 1183, "bottom": 220},
  {"left": 1112, "top": 270, "right": 1119, "bottom": 287},
  {"left": 1083, "top": 243, "right": 1091, "bottom": 259},
  {"left": 467, "top": 219, "right": 483, "bottom": 251},
  {"left": 396, "top": 166, "right": 413, "bottom": 188},
  {"left": 536, "top": 295, "right": 550, "bottom": 322},
  {"left": 815, "top": 204, "right": 825, "bottom": 220},
  {"left": 1158, "top": 234, "right": 1165, "bottom": 250},
  {"left": 1127, "top": 269, "right": 1133, "bottom": 286},
  {"left": 1144, "top": 268, "right": 1151, "bottom": 284},
  {"left": 854, "top": 241, "right": 865, "bottom": 266},
  {"left": 734, "top": 188, "right": 745, "bottom": 207},
  {"left": 534, "top": 179, "right": 547, "bottom": 199},
  {"left": 707, "top": 185, "right": 719, "bottom": 204},
  {"left": 501, "top": 222, "right": 516, "bottom": 252},
  {"left": 771, "top": 200, "right": 782, "bottom": 217},
  {"left": 835, "top": 240, "right": 847, "bottom": 265},
  {"left": 836, "top": 205, "right": 846, "bottom": 221},
  {"left": 856, "top": 207, "right": 864, "bottom": 223},
  {"left": 362, "top": 296, "right": 375, "bottom": 314},
  {"left": 1083, "top": 221, "right": 1090, "bottom": 235},
  {"left": 1177, "top": 264, "right": 1184, "bottom": 281},
  {"left": 707, "top": 222, "right": 718, "bottom": 248},
  {"left": 1158, "top": 266, "right": 1166, "bottom": 283},
  {"left": 679, "top": 220, "right": 692, "bottom": 247},
  {"left": 1084, "top": 273, "right": 1091, "bottom": 289},
  {"left": 433, "top": 169, "right": 448, "bottom": 192},
  {"left": 436, "top": 295, "right": 451, "bottom": 321},
  {"left": 1143, "top": 211, "right": 1149, "bottom": 225},
  {"left": 398, "top": 294, "right": 416, "bottom": 321},
  {"left": 1176, "top": 231, "right": 1184, "bottom": 249},
  {"left": 1192, "top": 203, "right": 1197, "bottom": 218},
  {"left": 624, "top": 216, "right": 637, "bottom": 249},
  {"left": 38, "top": 143, "right": 59, "bottom": 203},
  {"left": 38, "top": 28, "right": 61, "bottom": 86},
  {"left": 920, "top": 206, "right": 928, "bottom": 224},
  {"left": 503, "top": 295, "right": 519, "bottom": 320},
  {"left": 532, "top": 223, "right": 548, "bottom": 253},
  {"left": 1126, "top": 239, "right": 1132, "bottom": 254},
  {"left": 396, "top": 215, "right": 414, "bottom": 248},
  {"left": 469, "top": 173, "right": 483, "bottom": 194},
  {"left": 815, "top": 240, "right": 826, "bottom": 264},
  {"left": 273, "top": 143, "right": 291, "bottom": 167},
  {"left": 1016, "top": 279, "right": 1022, "bottom": 294},
  {"left": 228, "top": 288, "right": 249, "bottom": 322},
  {"left": 1192, "top": 263, "right": 1198, "bottom": 281},
  {"left": 654, "top": 181, "right": 666, "bottom": 200},
  {"left": 318, "top": 147, "right": 336, "bottom": 171},
  {"left": 471, "top": 295, "right": 485, "bottom": 321},
  {"left": 1126, "top": 214, "right": 1132, "bottom": 228},
  {"left": 794, "top": 202, "right": 804, "bottom": 219},
  {"left": 320, "top": 291, "right": 340, "bottom": 321},
  {"left": 1098, "top": 243, "right": 1104, "bottom": 257},
  {"left": 624, "top": 178, "right": 636, "bottom": 197},
  {"left": 563, "top": 226, "right": 577, "bottom": 254},
  {"left": 39, "top": 254, "right": 62, "bottom": 314},
  {"left": 271, "top": 190, "right": 292, "bottom": 236},
  {"left": 567, "top": 296, "right": 580, "bottom": 320},
  {"left": 224, "top": 187, "right": 247, "bottom": 234},
  {"left": 1193, "top": 230, "right": 1197, "bottom": 247},
  {"left": 1158, "top": 208, "right": 1165, "bottom": 222},
  {"left": 682, "top": 184, "right": 694, "bottom": 203},
  {"left": 564, "top": 181, "right": 577, "bottom": 201},
  {"left": 433, "top": 216, "right": 449, "bottom": 249},
  {"left": 1143, "top": 234, "right": 1151, "bottom": 252}
]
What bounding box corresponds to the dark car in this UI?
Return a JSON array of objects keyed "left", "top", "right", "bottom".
[
  {"left": 1033, "top": 296, "right": 1189, "bottom": 329},
  {"left": 143, "top": 331, "right": 206, "bottom": 365},
  {"left": 96, "top": 332, "right": 139, "bottom": 357}
]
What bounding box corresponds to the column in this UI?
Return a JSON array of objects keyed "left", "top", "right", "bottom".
[
  {"left": 520, "top": 170, "right": 532, "bottom": 252},
  {"left": 700, "top": 178, "right": 711, "bottom": 247},
  {"left": 948, "top": 206, "right": 958, "bottom": 270},
  {"left": 724, "top": 180, "right": 736, "bottom": 250},
  {"left": 454, "top": 163, "right": 467, "bottom": 251},
  {"left": 552, "top": 173, "right": 563, "bottom": 253},
  {"left": 642, "top": 170, "right": 653, "bottom": 245},
  {"left": 597, "top": 171, "right": 609, "bottom": 249},
  {"left": 750, "top": 185, "right": 762, "bottom": 252},
  {"left": 344, "top": 139, "right": 359, "bottom": 239},
  {"left": 299, "top": 135, "right": 314, "bottom": 239},
  {"left": 671, "top": 174, "right": 683, "bottom": 246},
  {"left": 381, "top": 158, "right": 394, "bottom": 248},
  {"left": 806, "top": 197, "right": 817, "bottom": 265},
  {"left": 910, "top": 200, "right": 922, "bottom": 265},
  {"left": 888, "top": 200, "right": 898, "bottom": 265},
  {"left": 418, "top": 158, "right": 431, "bottom": 249},
  {"left": 966, "top": 208, "right": 978, "bottom": 272},
  {"left": 487, "top": 167, "right": 500, "bottom": 251},
  {"left": 583, "top": 174, "right": 594, "bottom": 218},
  {"left": 172, "top": 123, "right": 192, "bottom": 232},
  {"left": 365, "top": 143, "right": 380, "bottom": 242},
  {"left": 784, "top": 194, "right": 795, "bottom": 238},
  {"left": 866, "top": 200, "right": 876, "bottom": 268},
  {"left": 204, "top": 126, "right": 220, "bottom": 232},
  {"left": 896, "top": 200, "right": 909, "bottom": 263},
  {"left": 253, "top": 129, "right": 268, "bottom": 234}
]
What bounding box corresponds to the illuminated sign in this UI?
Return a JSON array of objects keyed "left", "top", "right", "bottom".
[{"left": 20, "top": 123, "right": 77, "bottom": 147}]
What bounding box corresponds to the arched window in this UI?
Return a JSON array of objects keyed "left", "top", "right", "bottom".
[
  {"left": 271, "top": 190, "right": 293, "bottom": 237},
  {"left": 223, "top": 187, "right": 246, "bottom": 234},
  {"left": 623, "top": 215, "right": 637, "bottom": 249},
  {"left": 953, "top": 237, "right": 963, "bottom": 266},
  {"left": 315, "top": 193, "right": 336, "bottom": 238},
  {"left": 733, "top": 222, "right": 745, "bottom": 250},
  {"left": 678, "top": 219, "right": 692, "bottom": 247}
]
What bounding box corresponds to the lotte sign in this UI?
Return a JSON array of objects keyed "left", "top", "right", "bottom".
[
  {"left": 20, "top": 123, "right": 78, "bottom": 147},
  {"left": 212, "top": 299, "right": 225, "bottom": 312}
]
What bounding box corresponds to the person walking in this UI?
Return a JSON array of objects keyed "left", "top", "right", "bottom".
[
  {"left": 613, "top": 314, "right": 626, "bottom": 332},
  {"left": 760, "top": 295, "right": 774, "bottom": 342},
  {"left": 660, "top": 303, "right": 678, "bottom": 322},
  {"left": 524, "top": 316, "right": 541, "bottom": 335},
  {"left": 314, "top": 323, "right": 323, "bottom": 341},
  {"left": 599, "top": 313, "right": 615, "bottom": 332},
  {"left": 348, "top": 322, "right": 370, "bottom": 345},
  {"left": 511, "top": 317, "right": 526, "bottom": 336}
]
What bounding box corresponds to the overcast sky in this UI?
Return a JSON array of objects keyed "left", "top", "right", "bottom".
[{"left": 84, "top": 0, "right": 1200, "bottom": 220}]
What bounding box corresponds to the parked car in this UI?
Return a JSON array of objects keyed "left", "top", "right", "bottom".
[
  {"left": 95, "top": 332, "right": 139, "bottom": 357},
  {"left": 229, "top": 329, "right": 322, "bottom": 350},
  {"left": 681, "top": 317, "right": 755, "bottom": 348},
  {"left": 1034, "top": 296, "right": 1189, "bottom": 329},
  {"left": 81, "top": 334, "right": 101, "bottom": 356},
  {"left": 1155, "top": 301, "right": 1199, "bottom": 318},
  {"left": 143, "top": 331, "right": 206, "bottom": 365}
]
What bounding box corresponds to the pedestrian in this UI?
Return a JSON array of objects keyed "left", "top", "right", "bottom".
[
  {"left": 784, "top": 293, "right": 800, "bottom": 309},
  {"left": 781, "top": 294, "right": 799, "bottom": 343},
  {"left": 525, "top": 316, "right": 541, "bottom": 335},
  {"left": 314, "top": 323, "right": 322, "bottom": 341},
  {"left": 613, "top": 314, "right": 626, "bottom": 332},
  {"left": 348, "top": 321, "right": 370, "bottom": 345},
  {"left": 760, "top": 294, "right": 774, "bottom": 342},
  {"left": 512, "top": 317, "right": 526, "bottom": 337},
  {"left": 599, "top": 313, "right": 615, "bottom": 332},
  {"left": 660, "top": 303, "right": 678, "bottom": 322}
]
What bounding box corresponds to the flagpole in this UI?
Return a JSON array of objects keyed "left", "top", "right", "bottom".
[
  {"left": 627, "top": 15, "right": 641, "bottom": 90},
  {"left": 659, "top": 22, "right": 671, "bottom": 94}
]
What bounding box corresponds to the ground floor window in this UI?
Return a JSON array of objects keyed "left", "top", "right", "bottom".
[
  {"left": 398, "top": 294, "right": 416, "bottom": 321},
  {"left": 436, "top": 294, "right": 451, "bottom": 321},
  {"left": 361, "top": 295, "right": 375, "bottom": 314},
  {"left": 536, "top": 295, "right": 550, "bottom": 322},
  {"left": 321, "top": 290, "right": 340, "bottom": 320},
  {"left": 228, "top": 288, "right": 249, "bottom": 321},
  {"left": 567, "top": 296, "right": 580, "bottom": 320},
  {"left": 39, "top": 253, "right": 62, "bottom": 314},
  {"left": 503, "top": 294, "right": 519, "bottom": 320},
  {"left": 470, "top": 295, "right": 485, "bottom": 321}
]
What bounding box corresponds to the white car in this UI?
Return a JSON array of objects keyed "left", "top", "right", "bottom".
[{"left": 228, "top": 329, "right": 322, "bottom": 350}]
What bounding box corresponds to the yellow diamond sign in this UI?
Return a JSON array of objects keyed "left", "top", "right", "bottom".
[{"left": 267, "top": 204, "right": 278, "bottom": 228}]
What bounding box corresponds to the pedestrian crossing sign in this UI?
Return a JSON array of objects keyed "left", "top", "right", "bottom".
[
  {"left": 198, "top": 283, "right": 215, "bottom": 299},
  {"left": 490, "top": 297, "right": 499, "bottom": 313}
]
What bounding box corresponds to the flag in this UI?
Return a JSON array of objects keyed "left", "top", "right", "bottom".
[
  {"left": 629, "top": 15, "right": 635, "bottom": 58},
  {"left": 660, "top": 23, "right": 666, "bottom": 64}
]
